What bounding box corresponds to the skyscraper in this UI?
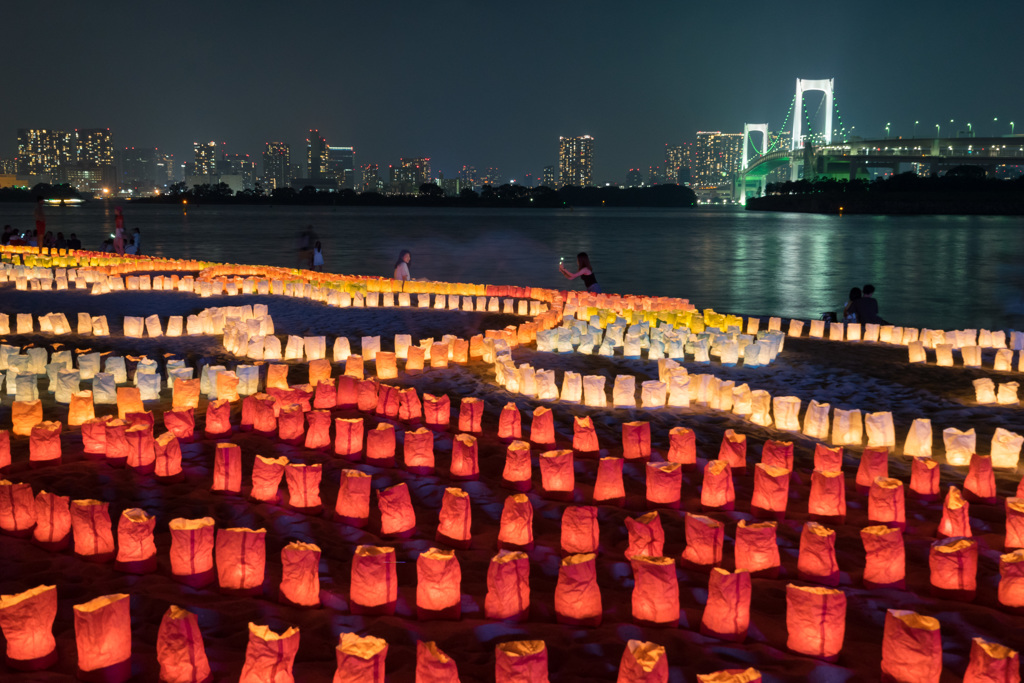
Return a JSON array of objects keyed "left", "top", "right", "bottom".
[
  {"left": 360, "top": 163, "right": 381, "bottom": 193},
  {"left": 16, "top": 128, "right": 74, "bottom": 177},
  {"left": 193, "top": 141, "right": 219, "bottom": 175},
  {"left": 694, "top": 132, "right": 743, "bottom": 189},
  {"left": 390, "top": 157, "right": 431, "bottom": 194},
  {"left": 262, "top": 142, "right": 290, "bottom": 190},
  {"left": 117, "top": 147, "right": 158, "bottom": 193},
  {"left": 327, "top": 146, "right": 355, "bottom": 189},
  {"left": 307, "top": 130, "right": 328, "bottom": 179},
  {"left": 541, "top": 165, "right": 557, "bottom": 188},
  {"left": 75, "top": 129, "right": 114, "bottom": 166},
  {"left": 664, "top": 143, "right": 693, "bottom": 184},
  {"left": 558, "top": 135, "right": 594, "bottom": 187},
  {"left": 222, "top": 153, "right": 257, "bottom": 190}
]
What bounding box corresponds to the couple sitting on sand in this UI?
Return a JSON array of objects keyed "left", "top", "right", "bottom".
[{"left": 843, "top": 284, "right": 888, "bottom": 325}]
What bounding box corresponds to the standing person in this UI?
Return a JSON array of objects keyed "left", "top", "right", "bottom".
[
  {"left": 559, "top": 252, "right": 600, "bottom": 293},
  {"left": 114, "top": 207, "right": 125, "bottom": 255},
  {"left": 394, "top": 249, "right": 412, "bottom": 281},
  {"left": 33, "top": 196, "right": 45, "bottom": 252},
  {"left": 312, "top": 241, "right": 324, "bottom": 272}
]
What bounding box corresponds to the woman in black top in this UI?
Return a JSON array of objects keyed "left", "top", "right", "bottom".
[{"left": 559, "top": 252, "right": 601, "bottom": 293}]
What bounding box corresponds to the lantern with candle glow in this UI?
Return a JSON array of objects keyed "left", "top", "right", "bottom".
[
  {"left": 860, "top": 525, "right": 906, "bottom": 589},
  {"left": 239, "top": 623, "right": 299, "bottom": 683},
  {"left": 808, "top": 469, "right": 846, "bottom": 520},
  {"left": 498, "top": 494, "right": 533, "bottom": 549},
  {"left": 124, "top": 423, "right": 155, "bottom": 472},
  {"left": 572, "top": 415, "right": 600, "bottom": 454},
  {"left": 70, "top": 499, "right": 114, "bottom": 560},
  {"left": 351, "top": 545, "right": 397, "bottom": 614},
  {"left": 403, "top": 427, "right": 435, "bottom": 472},
  {"left": 279, "top": 541, "right": 320, "bottom": 607},
  {"left": 593, "top": 456, "right": 625, "bottom": 502},
  {"left": 701, "top": 460, "right": 735, "bottom": 510},
  {"left": 204, "top": 398, "right": 231, "bottom": 436},
  {"left": 802, "top": 399, "right": 831, "bottom": 440},
  {"left": 168, "top": 517, "right": 215, "bottom": 585},
  {"left": 865, "top": 411, "right": 896, "bottom": 450},
  {"left": 413, "top": 641, "right": 457, "bottom": 683},
  {"left": 942, "top": 427, "right": 976, "bottom": 466},
  {"left": 903, "top": 418, "right": 933, "bottom": 457},
  {"left": 375, "top": 384, "right": 399, "bottom": 418},
  {"left": 681, "top": 513, "right": 724, "bottom": 568},
  {"left": 991, "top": 427, "right": 1023, "bottom": 469},
  {"left": 334, "top": 418, "right": 364, "bottom": 460},
  {"left": 554, "top": 553, "right": 601, "bottom": 625},
  {"left": 334, "top": 469, "right": 371, "bottom": 527},
  {"left": 458, "top": 397, "right": 483, "bottom": 432},
  {"left": 939, "top": 486, "right": 971, "bottom": 537},
  {"left": 910, "top": 457, "right": 940, "bottom": 498},
  {"left": 696, "top": 669, "right": 762, "bottom": 683},
  {"left": 172, "top": 378, "right": 200, "bottom": 410},
  {"left": 583, "top": 375, "right": 607, "bottom": 407},
  {"left": 0, "top": 584, "right": 57, "bottom": 670},
  {"left": 285, "top": 462, "right": 322, "bottom": 511},
  {"left": 9, "top": 400, "right": 40, "bottom": 439},
  {"left": 881, "top": 609, "right": 942, "bottom": 682},
  {"left": 416, "top": 547, "right": 462, "bottom": 619},
  {"left": 215, "top": 527, "right": 266, "bottom": 592},
  {"left": 962, "top": 638, "right": 1020, "bottom": 683},
  {"left": 156, "top": 605, "right": 211, "bottom": 683},
  {"left": 999, "top": 550, "right": 1024, "bottom": 608},
  {"left": 734, "top": 520, "right": 779, "bottom": 575},
  {"left": 761, "top": 440, "right": 793, "bottom": 471},
  {"left": 831, "top": 408, "right": 863, "bottom": 446},
  {"left": 965, "top": 453, "right": 996, "bottom": 501},
  {"left": 378, "top": 483, "right": 416, "bottom": 536},
  {"left": 115, "top": 507, "right": 157, "bottom": 573},
  {"left": 525, "top": 406, "right": 554, "bottom": 447},
  {"left": 645, "top": 462, "right": 683, "bottom": 508},
  {"left": 424, "top": 393, "right": 450, "bottom": 429},
  {"left": 785, "top": 584, "right": 845, "bottom": 660},
  {"left": 215, "top": 371, "right": 239, "bottom": 402},
  {"left": 616, "top": 640, "right": 668, "bottom": 683},
  {"left": 772, "top": 396, "right": 801, "bottom": 431},
  {"left": 539, "top": 449, "right": 574, "bottom": 494},
  {"left": 855, "top": 447, "right": 889, "bottom": 489},
  {"left": 32, "top": 490, "right": 70, "bottom": 549},
  {"left": 495, "top": 641, "right": 547, "bottom": 683},
  {"left": 700, "top": 568, "right": 751, "bottom": 641},
  {"left": 868, "top": 478, "right": 906, "bottom": 528},
  {"left": 625, "top": 511, "right": 664, "bottom": 559},
  {"left": 67, "top": 390, "right": 95, "bottom": 427},
  {"left": 716, "top": 430, "right": 746, "bottom": 470},
  {"left": 451, "top": 433, "right": 479, "bottom": 480},
  {"left": 498, "top": 403, "right": 521, "bottom": 441},
  {"left": 749, "top": 463, "right": 790, "bottom": 516},
  {"left": 212, "top": 442, "right": 242, "bottom": 494},
  {"left": 555, "top": 505, "right": 598, "bottom": 555},
  {"left": 809, "top": 444, "right": 840, "bottom": 472},
  {"left": 664, "top": 426, "right": 696, "bottom": 466},
  {"left": 334, "top": 632, "right": 388, "bottom": 683},
  {"left": 621, "top": 421, "right": 651, "bottom": 461},
  {"left": 929, "top": 536, "right": 978, "bottom": 599},
  {"left": 437, "top": 487, "right": 471, "bottom": 547},
  {"left": 365, "top": 423, "right": 396, "bottom": 466},
  {"left": 73, "top": 593, "right": 131, "bottom": 680},
  {"left": 28, "top": 421, "right": 62, "bottom": 465},
  {"left": 631, "top": 556, "right": 679, "bottom": 625},
  {"left": 397, "top": 387, "right": 421, "bottom": 422},
  {"left": 503, "top": 440, "right": 532, "bottom": 490},
  {"left": 116, "top": 387, "right": 143, "bottom": 421},
  {"left": 276, "top": 403, "right": 304, "bottom": 443},
  {"left": 485, "top": 550, "right": 530, "bottom": 620},
  {"left": 798, "top": 521, "right": 839, "bottom": 585}
]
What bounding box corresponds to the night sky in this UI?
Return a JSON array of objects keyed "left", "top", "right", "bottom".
[{"left": 4, "top": 0, "right": 1021, "bottom": 183}]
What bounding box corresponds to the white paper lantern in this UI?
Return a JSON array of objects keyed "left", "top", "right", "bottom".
[
  {"left": 943, "top": 428, "right": 976, "bottom": 466},
  {"left": 973, "top": 378, "right": 996, "bottom": 404},
  {"left": 998, "top": 382, "right": 1020, "bottom": 405},
  {"left": 789, "top": 320, "right": 804, "bottom": 337},
  {"left": 831, "top": 409, "right": 862, "bottom": 446},
  {"left": 903, "top": 418, "right": 933, "bottom": 457},
  {"left": 864, "top": 412, "right": 895, "bottom": 450},
  {"left": 991, "top": 428, "right": 1023, "bottom": 469},
  {"left": 773, "top": 396, "right": 801, "bottom": 431},
  {"left": 803, "top": 400, "right": 831, "bottom": 440}
]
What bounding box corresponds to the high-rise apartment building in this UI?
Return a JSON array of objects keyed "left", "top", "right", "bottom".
[
  {"left": 118, "top": 147, "right": 158, "bottom": 192},
  {"left": 262, "top": 142, "right": 290, "bottom": 190},
  {"left": 307, "top": 130, "right": 328, "bottom": 179},
  {"left": 479, "top": 167, "right": 501, "bottom": 186},
  {"left": 664, "top": 143, "right": 693, "bottom": 184},
  {"left": 327, "top": 146, "right": 355, "bottom": 189},
  {"left": 75, "top": 128, "right": 114, "bottom": 166},
  {"left": 694, "top": 132, "right": 743, "bottom": 189},
  {"left": 558, "top": 135, "right": 594, "bottom": 187},
  {"left": 390, "top": 157, "right": 431, "bottom": 193},
  {"left": 193, "top": 141, "right": 220, "bottom": 176},
  {"left": 360, "top": 163, "right": 381, "bottom": 193},
  {"left": 459, "top": 165, "right": 478, "bottom": 186},
  {"left": 541, "top": 165, "right": 557, "bottom": 188},
  {"left": 16, "top": 128, "right": 74, "bottom": 176},
  {"left": 222, "top": 153, "right": 257, "bottom": 190}
]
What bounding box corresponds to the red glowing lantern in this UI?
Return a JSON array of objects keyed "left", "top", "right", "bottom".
[
  {"left": 785, "top": 584, "right": 846, "bottom": 660},
  {"left": 216, "top": 527, "right": 266, "bottom": 592},
  {"left": 115, "top": 508, "right": 157, "bottom": 572},
  {"left": 28, "top": 421, "right": 62, "bottom": 465},
  {"left": 701, "top": 460, "right": 735, "bottom": 510},
  {"left": 573, "top": 415, "right": 600, "bottom": 454},
  {"left": 495, "top": 641, "right": 548, "bottom": 683},
  {"left": 366, "top": 423, "right": 397, "bottom": 466},
  {"left": 540, "top": 449, "right": 574, "bottom": 493},
  {"left": 595, "top": 457, "right": 625, "bottom": 501},
  {"left": 965, "top": 453, "right": 997, "bottom": 501},
  {"left": 503, "top": 440, "right": 532, "bottom": 490},
  {"left": 169, "top": 517, "right": 215, "bottom": 583},
  {"left": 116, "top": 386, "right": 144, "bottom": 420},
  {"left": 809, "top": 469, "right": 846, "bottom": 519},
  {"left": 718, "top": 430, "right": 746, "bottom": 470},
  {"left": 11, "top": 400, "right": 42, "bottom": 437},
  {"left": 32, "top": 490, "right": 70, "bottom": 549},
  {"left": 458, "top": 397, "right": 483, "bottom": 432},
  {"left": 425, "top": 393, "right": 451, "bottom": 429},
  {"left": 617, "top": 640, "right": 668, "bottom": 683},
  {"left": 156, "top": 605, "right": 211, "bottom": 683},
  {"left": 437, "top": 487, "right": 472, "bottom": 546},
  {"left": 881, "top": 609, "right": 942, "bottom": 683},
  {"left": 335, "top": 469, "right": 371, "bottom": 526},
  {"left": 963, "top": 637, "right": 1019, "bottom": 683},
  {"left": 172, "top": 378, "right": 200, "bottom": 410},
  {"left": 761, "top": 439, "right": 793, "bottom": 470},
  {"left": 313, "top": 379, "right": 337, "bottom": 409},
  {"left": 701, "top": 568, "right": 751, "bottom": 641},
  {"left": 334, "top": 418, "right": 364, "bottom": 460},
  {"left": 0, "top": 430, "right": 10, "bottom": 469},
  {"left": 163, "top": 408, "right": 195, "bottom": 440},
  {"left": 667, "top": 426, "right": 696, "bottom": 466},
  {"left": 0, "top": 584, "right": 57, "bottom": 670},
  {"left": 938, "top": 486, "right": 971, "bottom": 537},
  {"left": 277, "top": 403, "right": 305, "bottom": 442},
  {"left": 861, "top": 525, "right": 905, "bottom": 588},
  {"left": 70, "top": 499, "right": 114, "bottom": 560},
  {"left": 561, "top": 505, "right": 598, "bottom": 554},
  {"left": 154, "top": 431, "right": 182, "bottom": 478},
  {"left": 81, "top": 416, "right": 112, "bottom": 455},
  {"left": 404, "top": 427, "right": 435, "bottom": 472},
  {"left": 868, "top": 477, "right": 905, "bottom": 528},
  {"left": 417, "top": 547, "right": 462, "bottom": 618},
  {"left": 531, "top": 406, "right": 556, "bottom": 446},
  {"left": 375, "top": 384, "right": 400, "bottom": 418},
  {"left": 682, "top": 513, "right": 724, "bottom": 568},
  {"left": 734, "top": 520, "right": 779, "bottom": 574},
  {"left": 856, "top": 446, "right": 889, "bottom": 488},
  {"left": 485, "top": 550, "right": 530, "bottom": 620},
  {"left": 351, "top": 545, "right": 397, "bottom": 614},
  {"left": 814, "top": 443, "right": 843, "bottom": 471},
  {"left": 73, "top": 593, "right": 131, "bottom": 678},
  {"left": 335, "top": 375, "right": 358, "bottom": 409},
  {"left": 555, "top": 553, "right": 601, "bottom": 625},
  {"left": 798, "top": 521, "right": 839, "bottom": 586},
  {"left": 451, "top": 433, "right": 479, "bottom": 480},
  {"left": 751, "top": 463, "right": 790, "bottom": 515},
  {"left": 303, "top": 409, "right": 331, "bottom": 449},
  {"left": 622, "top": 421, "right": 651, "bottom": 461},
  {"left": 910, "top": 457, "right": 940, "bottom": 499},
  {"left": 204, "top": 398, "right": 231, "bottom": 436},
  {"left": 378, "top": 483, "right": 416, "bottom": 536},
  {"left": 696, "top": 668, "right": 762, "bottom": 682},
  {"left": 285, "top": 462, "right": 322, "bottom": 510},
  {"left": 1007, "top": 498, "right": 1024, "bottom": 549},
  {"left": 625, "top": 511, "right": 664, "bottom": 559},
  {"left": 415, "top": 641, "right": 457, "bottom": 683},
  {"left": 646, "top": 462, "right": 682, "bottom": 508},
  {"left": 929, "top": 537, "right": 978, "bottom": 595},
  {"left": 125, "top": 423, "right": 155, "bottom": 472},
  {"left": 251, "top": 455, "right": 287, "bottom": 502},
  {"left": 280, "top": 541, "right": 321, "bottom": 607},
  {"left": 631, "top": 556, "right": 679, "bottom": 625},
  {"left": 498, "top": 494, "right": 533, "bottom": 548},
  {"left": 104, "top": 419, "right": 130, "bottom": 464},
  {"left": 212, "top": 442, "right": 242, "bottom": 494},
  {"left": 499, "top": 403, "right": 522, "bottom": 440},
  {"left": 999, "top": 549, "right": 1024, "bottom": 607},
  {"left": 398, "top": 387, "right": 422, "bottom": 422},
  {"left": 239, "top": 623, "right": 299, "bottom": 683},
  {"left": 335, "top": 632, "right": 388, "bottom": 683}
]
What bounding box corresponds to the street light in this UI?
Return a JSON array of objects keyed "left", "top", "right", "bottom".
[
  {"left": 1012, "top": 121, "right": 1016, "bottom": 135},
  {"left": 967, "top": 122, "right": 972, "bottom": 136},
  {"left": 913, "top": 120, "right": 919, "bottom": 137},
  {"left": 936, "top": 123, "right": 940, "bottom": 138},
  {"left": 885, "top": 122, "right": 891, "bottom": 139}
]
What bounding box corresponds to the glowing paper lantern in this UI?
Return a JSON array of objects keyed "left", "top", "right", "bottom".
[
  {"left": 868, "top": 477, "right": 906, "bottom": 528},
  {"left": 965, "top": 453, "right": 996, "bottom": 500},
  {"left": 963, "top": 638, "right": 1020, "bottom": 683},
  {"left": 114, "top": 507, "right": 156, "bottom": 573},
  {"left": 239, "top": 623, "right": 299, "bottom": 683},
  {"left": 803, "top": 400, "right": 831, "bottom": 440},
  {"left": 335, "top": 469, "right": 371, "bottom": 526},
  {"left": 458, "top": 397, "right": 483, "bottom": 432},
  {"left": 172, "top": 378, "right": 200, "bottom": 410},
  {"left": 335, "top": 633, "right": 388, "bottom": 683},
  {"left": 616, "top": 640, "right": 668, "bottom": 683},
  {"left": 334, "top": 418, "right": 364, "bottom": 459},
  {"left": 622, "top": 421, "right": 651, "bottom": 461},
  {"left": 734, "top": 520, "right": 779, "bottom": 574},
  {"left": 73, "top": 594, "right": 131, "bottom": 678},
  {"left": 540, "top": 449, "right": 574, "bottom": 493},
  {"left": 215, "top": 527, "right": 266, "bottom": 591},
  {"left": 903, "top": 418, "right": 933, "bottom": 457},
  {"left": 696, "top": 669, "right": 762, "bottom": 683},
  {"left": 856, "top": 446, "right": 889, "bottom": 488},
  {"left": 701, "top": 460, "right": 734, "bottom": 510},
  {"left": 376, "top": 384, "right": 400, "bottom": 418},
  {"left": 595, "top": 456, "right": 625, "bottom": 501},
  {"left": 495, "top": 641, "right": 548, "bottom": 683},
  {"left": 998, "top": 382, "right": 1020, "bottom": 406},
  {"left": 67, "top": 390, "right": 95, "bottom": 427},
  {"left": 156, "top": 606, "right": 211, "bottom": 683},
  {"left": 484, "top": 550, "right": 531, "bottom": 620},
  {"left": 785, "top": 584, "right": 845, "bottom": 660},
  {"left": 11, "top": 400, "right": 42, "bottom": 437},
  {"left": 285, "top": 462, "right": 322, "bottom": 510},
  {"left": 378, "top": 483, "right": 416, "bottom": 536},
  {"left": 859, "top": 525, "right": 906, "bottom": 588},
  {"left": 751, "top": 463, "right": 790, "bottom": 515},
  {"left": 631, "top": 556, "right": 679, "bottom": 625},
  {"left": 798, "top": 521, "right": 839, "bottom": 585},
  {"left": 351, "top": 545, "right": 397, "bottom": 614},
  {"left": 497, "top": 403, "right": 522, "bottom": 441},
  {"left": 212, "top": 442, "right": 242, "bottom": 493},
  {"left": 929, "top": 537, "right": 978, "bottom": 595},
  {"left": 831, "top": 408, "right": 863, "bottom": 447},
  {"left": 365, "top": 423, "right": 396, "bottom": 466},
  {"left": 992, "top": 427, "right": 1024, "bottom": 468},
  {"left": 399, "top": 427, "right": 433, "bottom": 473},
  {"left": 761, "top": 439, "right": 793, "bottom": 470},
  {"left": 277, "top": 403, "right": 304, "bottom": 442},
  {"left": 280, "top": 541, "right": 320, "bottom": 607},
  {"left": 1000, "top": 550, "right": 1024, "bottom": 608},
  {"left": 681, "top": 513, "right": 724, "bottom": 567},
  {"left": 700, "top": 568, "right": 751, "bottom": 641},
  {"left": 205, "top": 398, "right": 231, "bottom": 436},
  {"left": 71, "top": 499, "right": 114, "bottom": 559},
  {"left": 416, "top": 547, "right": 462, "bottom": 618},
  {"left": 553, "top": 553, "right": 602, "bottom": 625},
  {"left": 625, "top": 511, "right": 664, "bottom": 559},
  {"left": 583, "top": 375, "right": 607, "bottom": 407},
  {"left": 169, "top": 517, "right": 215, "bottom": 582},
  {"left": 666, "top": 426, "right": 696, "bottom": 466},
  {"left": 28, "top": 421, "right": 62, "bottom": 464},
  {"left": 942, "top": 427, "right": 976, "bottom": 466},
  {"left": 645, "top": 462, "right": 682, "bottom": 507},
  {"left": 116, "top": 386, "right": 143, "bottom": 420},
  {"left": 437, "top": 487, "right": 472, "bottom": 546},
  {"left": 424, "top": 393, "right": 451, "bottom": 429},
  {"left": 526, "top": 407, "right": 554, "bottom": 447},
  {"left": 911, "top": 457, "right": 940, "bottom": 498},
  {"left": 499, "top": 494, "right": 533, "bottom": 548},
  {"left": 939, "top": 486, "right": 971, "bottom": 537},
  {"left": 0, "top": 584, "right": 57, "bottom": 669},
  {"left": 772, "top": 396, "right": 801, "bottom": 431},
  {"left": 717, "top": 430, "right": 746, "bottom": 469},
  {"left": 32, "top": 490, "right": 70, "bottom": 549},
  {"left": 881, "top": 609, "right": 942, "bottom": 682}
]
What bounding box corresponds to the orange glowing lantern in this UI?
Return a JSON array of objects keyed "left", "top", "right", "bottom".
[
  {"left": 751, "top": 463, "right": 790, "bottom": 515},
  {"left": 356, "top": 379, "right": 378, "bottom": 412},
  {"left": 929, "top": 537, "right": 978, "bottom": 596},
  {"left": 71, "top": 499, "right": 114, "bottom": 560},
  {"left": 425, "top": 393, "right": 451, "bottom": 429},
  {"left": 485, "top": 550, "right": 530, "bottom": 620},
  {"left": 0, "top": 430, "right": 8, "bottom": 470},
  {"left": 0, "top": 584, "right": 58, "bottom": 670},
  {"left": 313, "top": 380, "right": 337, "bottom": 410},
  {"left": 334, "top": 418, "right": 364, "bottom": 460},
  {"left": 866, "top": 478, "right": 905, "bottom": 528},
  {"left": 643, "top": 462, "right": 680, "bottom": 508},
  {"left": 12, "top": 400, "right": 43, "bottom": 437},
  {"left": 376, "top": 384, "right": 400, "bottom": 418},
  {"left": 215, "top": 527, "right": 266, "bottom": 592},
  {"left": 451, "top": 433, "right": 479, "bottom": 480},
  {"left": 404, "top": 427, "right": 435, "bottom": 472},
  {"left": 204, "top": 398, "right": 231, "bottom": 436},
  {"left": 308, "top": 357, "right": 332, "bottom": 386},
  {"left": 125, "top": 423, "right": 155, "bottom": 472},
  {"left": 335, "top": 375, "right": 358, "bottom": 409},
  {"left": 169, "top": 517, "right": 215, "bottom": 583},
  {"left": 302, "top": 409, "right": 331, "bottom": 450},
  {"left": 625, "top": 511, "right": 664, "bottom": 559},
  {"left": 697, "top": 669, "right": 762, "bottom": 682},
  {"left": 103, "top": 419, "right": 131, "bottom": 464},
  {"left": 881, "top": 609, "right": 942, "bottom": 682},
  {"left": 415, "top": 641, "right": 457, "bottom": 683},
  {"left": 239, "top": 623, "right": 299, "bottom": 683},
  {"left": 351, "top": 545, "right": 398, "bottom": 614},
  {"left": 365, "top": 423, "right": 396, "bottom": 466},
  {"left": 212, "top": 442, "right": 242, "bottom": 494},
  {"left": 28, "top": 421, "right": 62, "bottom": 464},
  {"left": 172, "top": 378, "right": 200, "bottom": 410},
  {"left": 280, "top": 541, "right": 321, "bottom": 607},
  {"left": 621, "top": 421, "right": 651, "bottom": 461},
  {"left": 761, "top": 440, "right": 793, "bottom": 470},
  {"left": 81, "top": 416, "right": 111, "bottom": 455},
  {"left": 378, "top": 483, "right": 416, "bottom": 536},
  {"left": 814, "top": 444, "right": 843, "bottom": 472},
  {"left": 285, "top": 462, "right": 322, "bottom": 510},
  {"left": 215, "top": 371, "right": 239, "bottom": 402},
  {"left": 495, "top": 641, "right": 547, "bottom": 683},
  {"left": 856, "top": 446, "right": 889, "bottom": 488},
  {"left": 798, "top": 521, "right": 840, "bottom": 586},
  {"left": 963, "top": 637, "right": 1020, "bottom": 683},
  {"left": 73, "top": 594, "right": 131, "bottom": 679},
  {"left": 458, "top": 397, "right": 483, "bottom": 432},
  {"left": 153, "top": 432, "right": 181, "bottom": 479},
  {"left": 665, "top": 426, "right": 696, "bottom": 467},
  {"left": 861, "top": 525, "right": 905, "bottom": 589},
  {"left": 346, "top": 355, "right": 365, "bottom": 381},
  {"left": 809, "top": 470, "right": 846, "bottom": 519},
  {"left": 965, "top": 454, "right": 996, "bottom": 501},
  {"left": 498, "top": 494, "right": 533, "bottom": 548},
  {"left": 68, "top": 390, "right": 95, "bottom": 427},
  {"left": 617, "top": 640, "right": 668, "bottom": 683},
  {"left": 701, "top": 568, "right": 751, "bottom": 641},
  {"left": 277, "top": 403, "right": 304, "bottom": 442},
  {"left": 503, "top": 441, "right": 532, "bottom": 490},
  {"left": 595, "top": 457, "right": 625, "bottom": 501},
  {"left": 554, "top": 553, "right": 602, "bottom": 625},
  {"left": 530, "top": 406, "right": 556, "bottom": 446},
  {"left": 164, "top": 408, "right": 195, "bottom": 441},
  {"left": 734, "top": 520, "right": 779, "bottom": 574},
  {"left": 32, "top": 490, "right": 70, "bottom": 549},
  {"left": 701, "top": 460, "right": 735, "bottom": 510},
  {"left": 939, "top": 486, "right": 971, "bottom": 537},
  {"left": 1008, "top": 498, "right": 1024, "bottom": 549},
  {"left": 116, "top": 387, "right": 144, "bottom": 421},
  {"left": 335, "top": 632, "right": 388, "bottom": 683},
  {"left": 539, "top": 449, "right": 574, "bottom": 493},
  {"left": 156, "top": 605, "right": 211, "bottom": 683},
  {"left": 999, "top": 550, "right": 1024, "bottom": 608},
  {"left": 437, "top": 487, "right": 472, "bottom": 546},
  {"left": 398, "top": 387, "right": 421, "bottom": 422},
  {"left": 115, "top": 508, "right": 157, "bottom": 573},
  {"left": 335, "top": 469, "right": 371, "bottom": 526},
  {"left": 910, "top": 457, "right": 940, "bottom": 498},
  {"left": 560, "top": 505, "right": 598, "bottom": 554},
  {"left": 631, "top": 556, "right": 679, "bottom": 625},
  {"left": 717, "top": 430, "right": 746, "bottom": 470},
  {"left": 416, "top": 547, "right": 462, "bottom": 618},
  {"left": 573, "top": 415, "right": 600, "bottom": 454},
  {"left": 405, "top": 345, "right": 425, "bottom": 373},
  {"left": 499, "top": 403, "right": 522, "bottom": 440},
  {"left": 266, "top": 363, "right": 289, "bottom": 390},
  {"left": 682, "top": 513, "right": 724, "bottom": 568},
  {"left": 785, "top": 584, "right": 845, "bottom": 660}
]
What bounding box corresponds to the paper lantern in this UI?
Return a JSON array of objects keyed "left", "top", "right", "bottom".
[
  {"left": 397, "top": 387, "right": 422, "bottom": 422},
  {"left": 554, "top": 553, "right": 601, "bottom": 625},
  {"left": 334, "top": 418, "right": 364, "bottom": 459},
  {"left": 625, "top": 511, "right": 664, "bottom": 559},
  {"left": 172, "top": 378, "right": 200, "bottom": 410},
  {"left": 943, "top": 427, "right": 976, "bottom": 466},
  {"left": 631, "top": 556, "right": 679, "bottom": 625},
  {"left": 495, "top": 641, "right": 548, "bottom": 683},
  {"left": 798, "top": 521, "right": 839, "bottom": 585},
  {"left": 929, "top": 536, "right": 979, "bottom": 598},
  {"left": 335, "top": 469, "right": 371, "bottom": 526},
  {"left": 214, "top": 370, "right": 239, "bottom": 403},
  {"left": 965, "top": 453, "right": 996, "bottom": 500},
  {"left": 1000, "top": 549, "right": 1024, "bottom": 609},
  {"left": 0, "top": 584, "right": 57, "bottom": 669},
  {"left": 865, "top": 411, "right": 896, "bottom": 450},
  {"left": 583, "top": 375, "right": 607, "bottom": 407},
  {"left": 285, "top": 462, "right": 322, "bottom": 510},
  {"left": 0, "top": 430, "right": 8, "bottom": 470},
  {"left": 266, "top": 363, "right": 290, "bottom": 390},
  {"left": 801, "top": 399, "right": 831, "bottom": 440},
  {"left": 857, "top": 525, "right": 907, "bottom": 590},
  {"left": 376, "top": 384, "right": 400, "bottom": 418},
  {"left": 749, "top": 390, "right": 772, "bottom": 426},
  {"left": 881, "top": 609, "right": 942, "bottom": 682},
  {"left": 865, "top": 477, "right": 906, "bottom": 528},
  {"left": 910, "top": 457, "right": 940, "bottom": 498},
  {"left": 665, "top": 426, "right": 695, "bottom": 466},
  {"left": 539, "top": 449, "right": 574, "bottom": 494},
  {"left": 365, "top": 423, "right": 396, "bottom": 466},
  {"left": 378, "top": 483, "right": 416, "bottom": 536},
  {"left": 28, "top": 421, "right": 62, "bottom": 464},
  {"left": 716, "top": 430, "right": 746, "bottom": 470},
  {"left": 761, "top": 439, "right": 793, "bottom": 471},
  {"left": 772, "top": 395, "right": 801, "bottom": 431},
  {"left": 734, "top": 520, "right": 779, "bottom": 574},
  {"left": 169, "top": 517, "right": 215, "bottom": 582},
  {"left": 71, "top": 499, "right": 114, "bottom": 559},
  {"left": 437, "top": 487, "right": 472, "bottom": 546},
  {"left": 561, "top": 371, "right": 583, "bottom": 403},
  {"left": 101, "top": 419, "right": 132, "bottom": 464},
  {"left": 785, "top": 584, "right": 845, "bottom": 660},
  {"left": 114, "top": 507, "right": 157, "bottom": 573},
  {"left": 748, "top": 463, "right": 790, "bottom": 516},
  {"left": 645, "top": 462, "right": 682, "bottom": 507},
  {"left": 613, "top": 375, "right": 636, "bottom": 407},
  {"left": 552, "top": 506, "right": 598, "bottom": 556},
  {"left": 239, "top": 623, "right": 299, "bottom": 683},
  {"left": 424, "top": 393, "right": 451, "bottom": 429},
  {"left": 351, "top": 545, "right": 397, "bottom": 614},
  {"left": 813, "top": 444, "right": 843, "bottom": 471},
  {"left": 212, "top": 442, "right": 242, "bottom": 493},
  {"left": 416, "top": 547, "right": 462, "bottom": 618},
  {"left": 595, "top": 456, "right": 625, "bottom": 501},
  {"left": 67, "top": 390, "right": 95, "bottom": 427},
  {"left": 116, "top": 386, "right": 143, "bottom": 420},
  {"left": 216, "top": 527, "right": 266, "bottom": 591},
  {"left": 939, "top": 486, "right": 971, "bottom": 537},
  {"left": 276, "top": 403, "right": 304, "bottom": 443},
  {"left": 808, "top": 469, "right": 846, "bottom": 519},
  {"left": 458, "top": 397, "right": 483, "bottom": 432},
  {"left": 622, "top": 421, "right": 651, "bottom": 460},
  {"left": 402, "top": 427, "right": 434, "bottom": 472},
  {"left": 700, "top": 568, "right": 751, "bottom": 642},
  {"left": 32, "top": 490, "right": 70, "bottom": 549},
  {"left": 334, "top": 633, "right": 388, "bottom": 683},
  {"left": 696, "top": 669, "right": 762, "bottom": 683},
  {"left": 450, "top": 433, "right": 479, "bottom": 480},
  {"left": 280, "top": 541, "right": 321, "bottom": 607},
  {"left": 485, "top": 550, "right": 530, "bottom": 620},
  {"left": 616, "top": 640, "right": 668, "bottom": 683},
  {"left": 831, "top": 408, "right": 863, "bottom": 446},
  {"left": 701, "top": 460, "right": 735, "bottom": 510},
  {"left": 681, "top": 513, "right": 724, "bottom": 567},
  {"left": 205, "top": 398, "right": 231, "bottom": 436},
  {"left": 405, "top": 345, "right": 425, "bottom": 373},
  {"left": 415, "top": 641, "right": 458, "bottom": 683},
  {"left": 495, "top": 440, "right": 531, "bottom": 490},
  {"left": 962, "top": 638, "right": 1020, "bottom": 683},
  {"left": 992, "top": 427, "right": 1024, "bottom": 468},
  {"left": 12, "top": 400, "right": 43, "bottom": 437},
  {"left": 156, "top": 606, "right": 211, "bottom": 683},
  {"left": 73, "top": 594, "right": 131, "bottom": 678},
  {"left": 498, "top": 403, "right": 522, "bottom": 440},
  {"left": 125, "top": 423, "right": 156, "bottom": 472},
  {"left": 902, "top": 418, "right": 933, "bottom": 457},
  {"left": 499, "top": 494, "right": 533, "bottom": 548},
  {"left": 998, "top": 382, "right": 1021, "bottom": 406}
]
